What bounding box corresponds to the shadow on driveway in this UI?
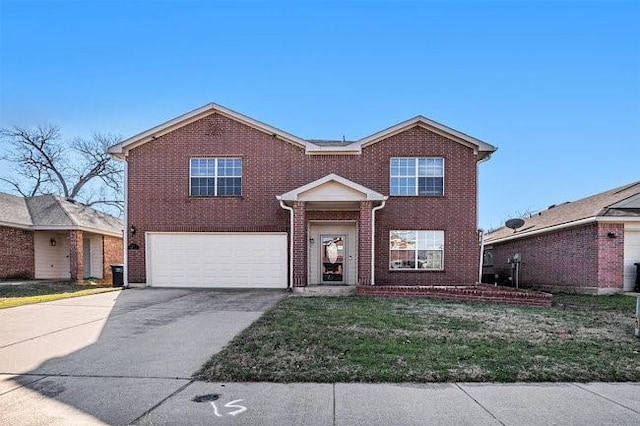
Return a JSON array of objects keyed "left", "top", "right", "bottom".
[{"left": 0, "top": 288, "right": 286, "bottom": 425}]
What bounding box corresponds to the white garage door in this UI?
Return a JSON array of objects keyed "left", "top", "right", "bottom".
[
  {"left": 147, "top": 233, "right": 287, "bottom": 288},
  {"left": 623, "top": 228, "right": 640, "bottom": 291}
]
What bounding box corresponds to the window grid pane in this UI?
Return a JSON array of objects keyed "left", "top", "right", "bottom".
[
  {"left": 190, "top": 158, "right": 242, "bottom": 196},
  {"left": 390, "top": 157, "right": 443, "bottom": 196},
  {"left": 390, "top": 230, "right": 444, "bottom": 270}
]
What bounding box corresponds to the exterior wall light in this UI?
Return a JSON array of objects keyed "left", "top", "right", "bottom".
[
  {"left": 50, "top": 238, "right": 57, "bottom": 246},
  {"left": 130, "top": 225, "right": 136, "bottom": 235},
  {"left": 607, "top": 232, "right": 616, "bottom": 238}
]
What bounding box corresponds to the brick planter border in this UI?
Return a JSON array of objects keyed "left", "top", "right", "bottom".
[{"left": 356, "top": 284, "right": 552, "bottom": 307}]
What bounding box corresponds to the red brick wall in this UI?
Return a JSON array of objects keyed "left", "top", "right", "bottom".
[
  {"left": 69, "top": 230, "right": 83, "bottom": 282},
  {"left": 597, "top": 222, "right": 624, "bottom": 291},
  {"left": 126, "top": 113, "right": 480, "bottom": 285},
  {"left": 358, "top": 201, "right": 373, "bottom": 285},
  {"left": 102, "top": 235, "right": 124, "bottom": 284},
  {"left": 0, "top": 226, "right": 34, "bottom": 279},
  {"left": 485, "top": 222, "right": 625, "bottom": 293},
  {"left": 292, "top": 201, "right": 307, "bottom": 287}
]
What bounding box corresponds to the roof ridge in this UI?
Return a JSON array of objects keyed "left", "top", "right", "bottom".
[
  {"left": 613, "top": 181, "right": 640, "bottom": 194},
  {"left": 51, "top": 194, "right": 79, "bottom": 226}
]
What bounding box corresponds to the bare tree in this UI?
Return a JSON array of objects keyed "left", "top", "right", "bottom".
[{"left": 0, "top": 124, "right": 123, "bottom": 216}]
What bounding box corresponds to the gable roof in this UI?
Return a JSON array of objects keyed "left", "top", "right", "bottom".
[
  {"left": 108, "top": 103, "right": 497, "bottom": 160},
  {"left": 277, "top": 174, "right": 388, "bottom": 203},
  {"left": 0, "top": 192, "right": 123, "bottom": 237},
  {"left": 0, "top": 193, "right": 32, "bottom": 228},
  {"left": 486, "top": 182, "right": 640, "bottom": 244},
  {"left": 357, "top": 115, "right": 496, "bottom": 154}
]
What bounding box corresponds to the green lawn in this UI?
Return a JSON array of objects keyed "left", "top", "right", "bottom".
[
  {"left": 0, "top": 281, "right": 121, "bottom": 309},
  {"left": 196, "top": 294, "right": 640, "bottom": 383}
]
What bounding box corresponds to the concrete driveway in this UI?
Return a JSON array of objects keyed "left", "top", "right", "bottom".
[{"left": 0, "top": 288, "right": 286, "bottom": 425}]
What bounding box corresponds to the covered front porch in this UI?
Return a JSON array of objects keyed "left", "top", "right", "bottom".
[
  {"left": 277, "top": 174, "right": 387, "bottom": 290},
  {"left": 33, "top": 230, "right": 116, "bottom": 282}
]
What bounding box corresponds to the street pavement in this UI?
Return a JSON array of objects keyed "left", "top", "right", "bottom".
[{"left": 0, "top": 289, "right": 638, "bottom": 425}]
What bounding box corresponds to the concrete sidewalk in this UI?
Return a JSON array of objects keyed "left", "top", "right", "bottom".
[
  {"left": 129, "top": 381, "right": 640, "bottom": 425},
  {"left": 1, "top": 379, "right": 638, "bottom": 425}
]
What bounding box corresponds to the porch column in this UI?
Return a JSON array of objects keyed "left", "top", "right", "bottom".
[
  {"left": 358, "top": 201, "right": 373, "bottom": 285},
  {"left": 69, "top": 230, "right": 84, "bottom": 282},
  {"left": 292, "top": 201, "right": 307, "bottom": 287}
]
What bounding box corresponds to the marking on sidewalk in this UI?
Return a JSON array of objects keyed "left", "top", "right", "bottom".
[{"left": 192, "top": 393, "right": 248, "bottom": 417}]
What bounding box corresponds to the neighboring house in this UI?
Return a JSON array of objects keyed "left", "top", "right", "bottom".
[
  {"left": 108, "top": 103, "right": 496, "bottom": 290},
  {"left": 0, "top": 193, "right": 123, "bottom": 282},
  {"left": 483, "top": 182, "right": 640, "bottom": 294}
]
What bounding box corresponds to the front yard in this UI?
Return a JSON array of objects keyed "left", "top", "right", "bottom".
[{"left": 196, "top": 294, "right": 640, "bottom": 383}]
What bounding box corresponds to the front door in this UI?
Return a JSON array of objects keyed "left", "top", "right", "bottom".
[
  {"left": 83, "top": 237, "right": 91, "bottom": 278},
  {"left": 321, "top": 235, "right": 346, "bottom": 283}
]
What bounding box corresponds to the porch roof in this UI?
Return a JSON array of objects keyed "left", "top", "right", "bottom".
[{"left": 276, "top": 174, "right": 388, "bottom": 207}]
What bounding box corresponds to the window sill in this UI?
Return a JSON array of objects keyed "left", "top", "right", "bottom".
[
  {"left": 189, "top": 196, "right": 243, "bottom": 199},
  {"left": 388, "top": 195, "right": 445, "bottom": 198},
  {"left": 388, "top": 269, "right": 445, "bottom": 273}
]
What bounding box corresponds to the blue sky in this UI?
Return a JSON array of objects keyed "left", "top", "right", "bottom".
[{"left": 1, "top": 0, "right": 638, "bottom": 229}]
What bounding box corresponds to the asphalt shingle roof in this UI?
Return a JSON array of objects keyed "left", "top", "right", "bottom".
[
  {"left": 0, "top": 192, "right": 122, "bottom": 235},
  {"left": 0, "top": 193, "right": 32, "bottom": 227},
  {"left": 486, "top": 181, "right": 640, "bottom": 243}
]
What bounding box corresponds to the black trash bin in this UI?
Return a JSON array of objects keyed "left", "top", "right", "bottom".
[
  {"left": 111, "top": 264, "right": 124, "bottom": 287},
  {"left": 635, "top": 263, "right": 640, "bottom": 292}
]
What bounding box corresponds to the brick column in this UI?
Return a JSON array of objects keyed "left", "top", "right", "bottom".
[
  {"left": 69, "top": 230, "right": 84, "bottom": 282},
  {"left": 358, "top": 201, "right": 373, "bottom": 285},
  {"left": 292, "top": 201, "right": 307, "bottom": 287}
]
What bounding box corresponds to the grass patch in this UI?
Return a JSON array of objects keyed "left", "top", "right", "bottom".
[
  {"left": 196, "top": 294, "right": 640, "bottom": 383},
  {"left": 0, "top": 282, "right": 121, "bottom": 309}
]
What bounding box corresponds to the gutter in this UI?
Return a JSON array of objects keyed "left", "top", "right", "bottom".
[
  {"left": 486, "top": 215, "right": 640, "bottom": 245},
  {"left": 278, "top": 199, "right": 294, "bottom": 289},
  {"left": 370, "top": 200, "right": 387, "bottom": 285}
]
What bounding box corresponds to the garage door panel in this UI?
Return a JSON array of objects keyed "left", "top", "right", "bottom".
[
  {"left": 624, "top": 229, "right": 640, "bottom": 292},
  {"left": 147, "top": 233, "right": 287, "bottom": 288}
]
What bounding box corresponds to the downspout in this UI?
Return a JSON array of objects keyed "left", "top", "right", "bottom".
[
  {"left": 476, "top": 152, "right": 492, "bottom": 286},
  {"left": 123, "top": 156, "right": 129, "bottom": 288},
  {"left": 278, "top": 199, "right": 294, "bottom": 289},
  {"left": 478, "top": 229, "right": 484, "bottom": 284},
  {"left": 370, "top": 199, "right": 386, "bottom": 286}
]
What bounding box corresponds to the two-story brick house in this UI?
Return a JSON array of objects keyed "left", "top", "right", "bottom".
[{"left": 108, "top": 103, "right": 496, "bottom": 290}]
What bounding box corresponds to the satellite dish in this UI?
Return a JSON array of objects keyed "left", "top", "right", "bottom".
[{"left": 505, "top": 218, "right": 525, "bottom": 231}]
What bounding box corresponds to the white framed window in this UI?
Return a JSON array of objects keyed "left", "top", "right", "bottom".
[
  {"left": 389, "top": 230, "right": 444, "bottom": 270},
  {"left": 483, "top": 250, "right": 494, "bottom": 267},
  {"left": 190, "top": 158, "right": 242, "bottom": 196},
  {"left": 390, "top": 157, "right": 444, "bottom": 196}
]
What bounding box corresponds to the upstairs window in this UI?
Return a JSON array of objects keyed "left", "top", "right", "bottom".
[
  {"left": 190, "top": 158, "right": 242, "bottom": 196},
  {"left": 390, "top": 157, "right": 444, "bottom": 196},
  {"left": 389, "top": 230, "right": 444, "bottom": 270}
]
